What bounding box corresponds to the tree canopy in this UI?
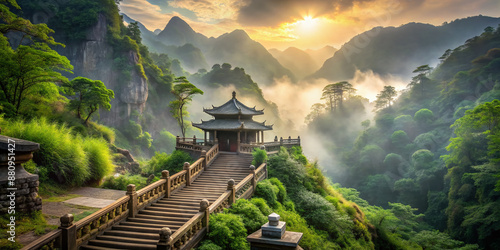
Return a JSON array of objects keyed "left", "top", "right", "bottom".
[
  {"left": 0, "top": 0, "right": 73, "bottom": 116},
  {"left": 63, "top": 77, "right": 115, "bottom": 124},
  {"left": 169, "top": 77, "right": 203, "bottom": 137}
]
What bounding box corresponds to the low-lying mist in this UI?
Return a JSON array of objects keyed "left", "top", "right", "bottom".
[{"left": 186, "top": 70, "right": 408, "bottom": 181}]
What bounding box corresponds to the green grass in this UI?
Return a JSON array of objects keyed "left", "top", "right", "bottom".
[
  {"left": 0, "top": 212, "right": 57, "bottom": 250},
  {"left": 83, "top": 137, "right": 114, "bottom": 181},
  {"left": 43, "top": 194, "right": 81, "bottom": 203},
  {"left": 1, "top": 117, "right": 115, "bottom": 186},
  {"left": 74, "top": 209, "right": 100, "bottom": 221}
]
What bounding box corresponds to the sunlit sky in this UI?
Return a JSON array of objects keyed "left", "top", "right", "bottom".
[{"left": 120, "top": 0, "right": 500, "bottom": 50}]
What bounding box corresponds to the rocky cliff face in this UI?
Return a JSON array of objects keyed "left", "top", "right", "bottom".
[{"left": 55, "top": 14, "right": 148, "bottom": 127}]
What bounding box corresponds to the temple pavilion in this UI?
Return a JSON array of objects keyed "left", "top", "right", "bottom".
[{"left": 192, "top": 91, "right": 273, "bottom": 152}]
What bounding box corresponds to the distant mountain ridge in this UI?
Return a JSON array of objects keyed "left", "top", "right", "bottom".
[
  {"left": 124, "top": 15, "right": 294, "bottom": 85},
  {"left": 311, "top": 16, "right": 500, "bottom": 81},
  {"left": 269, "top": 46, "right": 337, "bottom": 80}
]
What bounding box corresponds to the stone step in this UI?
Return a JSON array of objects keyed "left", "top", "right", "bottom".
[
  {"left": 127, "top": 217, "right": 187, "bottom": 226},
  {"left": 86, "top": 239, "right": 156, "bottom": 250},
  {"left": 139, "top": 210, "right": 196, "bottom": 217},
  {"left": 104, "top": 230, "right": 162, "bottom": 240},
  {"left": 80, "top": 245, "right": 118, "bottom": 250},
  {"left": 145, "top": 206, "right": 199, "bottom": 214},
  {"left": 135, "top": 214, "right": 190, "bottom": 223},
  {"left": 111, "top": 224, "right": 177, "bottom": 234},
  {"left": 119, "top": 221, "right": 181, "bottom": 230},
  {"left": 96, "top": 235, "right": 157, "bottom": 245}
]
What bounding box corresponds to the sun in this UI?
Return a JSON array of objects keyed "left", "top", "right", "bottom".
[{"left": 295, "top": 15, "right": 319, "bottom": 34}]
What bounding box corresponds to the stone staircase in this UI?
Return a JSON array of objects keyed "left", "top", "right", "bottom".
[{"left": 80, "top": 153, "right": 254, "bottom": 250}]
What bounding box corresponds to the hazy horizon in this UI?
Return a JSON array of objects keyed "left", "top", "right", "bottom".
[{"left": 119, "top": 0, "right": 500, "bottom": 50}]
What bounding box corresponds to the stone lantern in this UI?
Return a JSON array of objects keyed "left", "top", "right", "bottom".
[{"left": 0, "top": 135, "right": 42, "bottom": 213}]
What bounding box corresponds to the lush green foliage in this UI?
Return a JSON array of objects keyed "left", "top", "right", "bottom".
[
  {"left": 1, "top": 117, "right": 114, "bottom": 185},
  {"left": 205, "top": 213, "right": 249, "bottom": 250},
  {"left": 82, "top": 138, "right": 114, "bottom": 181},
  {"left": 144, "top": 150, "right": 192, "bottom": 176},
  {"left": 308, "top": 25, "right": 500, "bottom": 249},
  {"left": 63, "top": 77, "right": 115, "bottom": 124},
  {"left": 0, "top": 211, "right": 56, "bottom": 249},
  {"left": 101, "top": 173, "right": 156, "bottom": 190},
  {"left": 169, "top": 76, "right": 203, "bottom": 137},
  {"left": 251, "top": 147, "right": 267, "bottom": 166},
  {"left": 227, "top": 199, "right": 267, "bottom": 233}
]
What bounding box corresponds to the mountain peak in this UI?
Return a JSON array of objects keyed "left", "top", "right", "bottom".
[
  {"left": 163, "top": 16, "right": 194, "bottom": 33},
  {"left": 229, "top": 29, "right": 250, "bottom": 39}
]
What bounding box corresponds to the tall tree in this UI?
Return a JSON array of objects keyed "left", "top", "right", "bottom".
[
  {"left": 63, "top": 77, "right": 115, "bottom": 124},
  {"left": 0, "top": 0, "right": 72, "bottom": 115},
  {"left": 374, "top": 86, "right": 397, "bottom": 111},
  {"left": 322, "top": 81, "right": 355, "bottom": 112},
  {"left": 304, "top": 103, "right": 325, "bottom": 124},
  {"left": 408, "top": 65, "right": 432, "bottom": 97},
  {"left": 169, "top": 77, "right": 203, "bottom": 137}
]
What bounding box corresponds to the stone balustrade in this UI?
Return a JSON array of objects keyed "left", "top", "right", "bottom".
[{"left": 22, "top": 142, "right": 270, "bottom": 250}]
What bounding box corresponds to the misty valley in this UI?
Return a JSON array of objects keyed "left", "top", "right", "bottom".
[{"left": 1, "top": 0, "right": 500, "bottom": 249}]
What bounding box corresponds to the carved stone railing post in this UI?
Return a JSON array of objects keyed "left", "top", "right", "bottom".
[
  {"left": 127, "top": 184, "right": 137, "bottom": 218},
  {"left": 280, "top": 137, "right": 283, "bottom": 146},
  {"left": 250, "top": 165, "right": 256, "bottom": 195},
  {"left": 200, "top": 150, "right": 207, "bottom": 169},
  {"left": 157, "top": 227, "right": 172, "bottom": 250},
  {"left": 162, "top": 170, "right": 171, "bottom": 198},
  {"left": 193, "top": 135, "right": 196, "bottom": 145},
  {"left": 60, "top": 214, "right": 76, "bottom": 250},
  {"left": 200, "top": 199, "right": 210, "bottom": 232},
  {"left": 274, "top": 136, "right": 278, "bottom": 142},
  {"left": 298, "top": 136, "right": 301, "bottom": 145},
  {"left": 184, "top": 162, "right": 191, "bottom": 186},
  {"left": 227, "top": 179, "right": 235, "bottom": 205}
]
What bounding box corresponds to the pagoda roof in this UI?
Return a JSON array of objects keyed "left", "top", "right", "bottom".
[
  {"left": 192, "top": 119, "right": 273, "bottom": 131},
  {"left": 204, "top": 91, "right": 264, "bottom": 116}
]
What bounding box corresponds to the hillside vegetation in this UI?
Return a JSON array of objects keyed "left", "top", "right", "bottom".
[{"left": 307, "top": 25, "right": 500, "bottom": 248}]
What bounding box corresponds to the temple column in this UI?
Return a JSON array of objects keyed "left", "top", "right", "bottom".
[
  {"left": 237, "top": 131, "right": 241, "bottom": 154},
  {"left": 214, "top": 130, "right": 217, "bottom": 144},
  {"left": 204, "top": 131, "right": 207, "bottom": 144},
  {"left": 261, "top": 131, "right": 264, "bottom": 144}
]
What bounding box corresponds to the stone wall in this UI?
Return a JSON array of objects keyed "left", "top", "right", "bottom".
[{"left": 0, "top": 174, "right": 41, "bottom": 213}]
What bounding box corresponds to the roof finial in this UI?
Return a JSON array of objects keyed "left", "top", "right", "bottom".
[{"left": 232, "top": 91, "right": 236, "bottom": 99}]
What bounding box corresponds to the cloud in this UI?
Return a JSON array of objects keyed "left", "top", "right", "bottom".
[
  {"left": 236, "top": 0, "right": 386, "bottom": 27},
  {"left": 120, "top": 0, "right": 176, "bottom": 30},
  {"left": 170, "top": 0, "right": 244, "bottom": 22}
]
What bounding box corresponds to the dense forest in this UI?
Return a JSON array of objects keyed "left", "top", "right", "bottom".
[
  {"left": 307, "top": 26, "right": 500, "bottom": 249},
  {"left": 0, "top": 0, "right": 499, "bottom": 249}
]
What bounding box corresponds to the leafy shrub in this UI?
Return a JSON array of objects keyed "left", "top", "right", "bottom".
[
  {"left": 89, "top": 122, "right": 116, "bottom": 144},
  {"left": 277, "top": 209, "right": 339, "bottom": 250},
  {"left": 153, "top": 129, "right": 176, "bottom": 154},
  {"left": 197, "top": 240, "right": 222, "bottom": 250},
  {"left": 252, "top": 147, "right": 267, "bottom": 166},
  {"left": 290, "top": 146, "right": 308, "bottom": 165},
  {"left": 207, "top": 213, "right": 249, "bottom": 250},
  {"left": 82, "top": 138, "right": 114, "bottom": 181},
  {"left": 254, "top": 179, "right": 280, "bottom": 208},
  {"left": 101, "top": 174, "right": 155, "bottom": 190},
  {"left": 227, "top": 199, "right": 267, "bottom": 233},
  {"left": 414, "top": 108, "right": 434, "bottom": 127},
  {"left": 267, "top": 148, "right": 306, "bottom": 193},
  {"left": 391, "top": 130, "right": 410, "bottom": 146},
  {"left": 145, "top": 150, "right": 192, "bottom": 175},
  {"left": 293, "top": 189, "right": 352, "bottom": 237},
  {"left": 411, "top": 149, "right": 434, "bottom": 170},
  {"left": 250, "top": 198, "right": 273, "bottom": 216}
]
